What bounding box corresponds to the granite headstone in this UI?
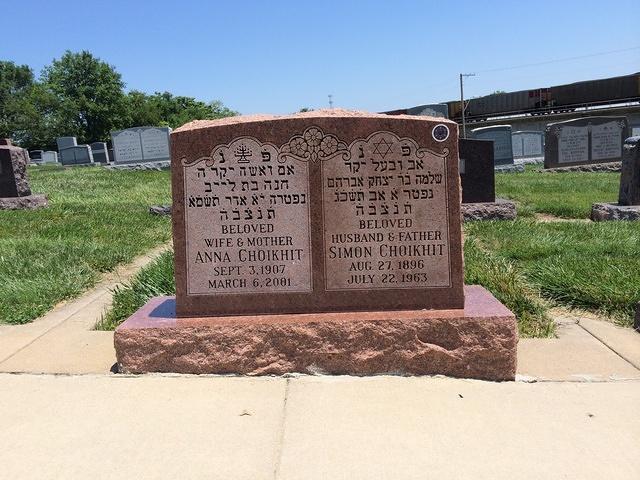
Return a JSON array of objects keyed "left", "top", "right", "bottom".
[
  {"left": 56, "top": 136, "right": 77, "bottom": 151},
  {"left": 111, "top": 126, "right": 171, "bottom": 164},
  {"left": 618, "top": 136, "right": 640, "bottom": 206},
  {"left": 114, "top": 110, "right": 518, "bottom": 380},
  {"left": 459, "top": 138, "right": 495, "bottom": 203},
  {"left": 59, "top": 145, "right": 94, "bottom": 165},
  {"left": 544, "top": 116, "right": 628, "bottom": 168},
  {"left": 90, "top": 142, "right": 110, "bottom": 163},
  {"left": 470, "top": 125, "right": 514, "bottom": 166},
  {"left": 512, "top": 131, "right": 543, "bottom": 158},
  {"left": 170, "top": 112, "right": 464, "bottom": 317},
  {"left": 0, "top": 139, "right": 47, "bottom": 209}
]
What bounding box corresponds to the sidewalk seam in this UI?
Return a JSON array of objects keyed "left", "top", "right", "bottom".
[
  {"left": 577, "top": 322, "right": 640, "bottom": 371},
  {"left": 273, "top": 377, "right": 291, "bottom": 480}
]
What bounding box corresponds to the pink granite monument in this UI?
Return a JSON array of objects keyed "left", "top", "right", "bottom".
[{"left": 114, "top": 110, "right": 518, "bottom": 380}]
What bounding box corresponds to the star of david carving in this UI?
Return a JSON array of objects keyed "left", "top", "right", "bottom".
[{"left": 372, "top": 138, "right": 393, "bottom": 158}]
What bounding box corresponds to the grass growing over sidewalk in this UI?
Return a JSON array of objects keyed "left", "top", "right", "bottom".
[
  {"left": 0, "top": 165, "right": 171, "bottom": 325},
  {"left": 496, "top": 169, "right": 619, "bottom": 219},
  {"left": 96, "top": 251, "right": 174, "bottom": 331}
]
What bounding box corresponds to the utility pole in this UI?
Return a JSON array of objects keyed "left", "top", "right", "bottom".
[
  {"left": 328, "top": 94, "right": 334, "bottom": 109},
  {"left": 459, "top": 73, "right": 476, "bottom": 138}
]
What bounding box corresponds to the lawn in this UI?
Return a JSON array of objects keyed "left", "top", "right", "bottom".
[
  {"left": 496, "top": 167, "right": 619, "bottom": 219},
  {"left": 0, "top": 165, "right": 172, "bottom": 324}
]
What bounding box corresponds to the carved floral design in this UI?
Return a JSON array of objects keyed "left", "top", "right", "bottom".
[{"left": 280, "top": 126, "right": 348, "bottom": 162}]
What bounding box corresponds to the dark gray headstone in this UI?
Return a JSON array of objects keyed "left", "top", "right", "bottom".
[
  {"left": 618, "top": 137, "right": 640, "bottom": 206},
  {"left": 111, "top": 126, "right": 171, "bottom": 164},
  {"left": 56, "top": 136, "right": 77, "bottom": 151},
  {"left": 90, "top": 142, "right": 110, "bottom": 163},
  {"left": 459, "top": 139, "right": 495, "bottom": 203},
  {"left": 470, "top": 125, "right": 513, "bottom": 166},
  {"left": 59, "top": 145, "right": 94, "bottom": 165},
  {"left": 29, "top": 150, "right": 43, "bottom": 162},
  {"left": 512, "top": 131, "right": 544, "bottom": 158},
  {"left": 544, "top": 116, "right": 628, "bottom": 169},
  {"left": 406, "top": 104, "right": 449, "bottom": 118},
  {"left": 0, "top": 139, "right": 32, "bottom": 197}
]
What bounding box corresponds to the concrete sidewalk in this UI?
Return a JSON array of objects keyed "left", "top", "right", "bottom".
[{"left": 0, "top": 373, "right": 638, "bottom": 479}]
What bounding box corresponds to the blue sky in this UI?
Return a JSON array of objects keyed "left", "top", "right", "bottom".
[{"left": 2, "top": 0, "right": 639, "bottom": 114}]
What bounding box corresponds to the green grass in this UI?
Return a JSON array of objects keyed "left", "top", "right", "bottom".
[
  {"left": 96, "top": 250, "right": 174, "bottom": 331},
  {"left": 0, "top": 165, "right": 171, "bottom": 324},
  {"left": 496, "top": 169, "right": 619, "bottom": 219},
  {"left": 466, "top": 219, "right": 640, "bottom": 327}
]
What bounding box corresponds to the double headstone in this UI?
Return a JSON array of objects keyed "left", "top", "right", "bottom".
[
  {"left": 470, "top": 125, "right": 514, "bottom": 166},
  {"left": 59, "top": 145, "right": 93, "bottom": 165},
  {"left": 114, "top": 110, "right": 518, "bottom": 380},
  {"left": 544, "top": 116, "right": 628, "bottom": 169},
  {"left": 0, "top": 139, "right": 47, "bottom": 209},
  {"left": 405, "top": 104, "right": 449, "bottom": 118},
  {"left": 111, "top": 127, "right": 171, "bottom": 164},
  {"left": 512, "top": 131, "right": 544, "bottom": 159}
]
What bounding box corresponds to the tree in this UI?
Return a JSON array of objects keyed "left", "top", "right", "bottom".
[
  {"left": 123, "top": 91, "right": 236, "bottom": 129},
  {"left": 40, "top": 50, "right": 128, "bottom": 143},
  {"left": 0, "top": 61, "right": 35, "bottom": 139}
]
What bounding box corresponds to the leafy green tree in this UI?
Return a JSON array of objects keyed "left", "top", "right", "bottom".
[
  {"left": 123, "top": 91, "right": 236, "bottom": 129},
  {"left": 0, "top": 61, "right": 35, "bottom": 139},
  {"left": 40, "top": 50, "right": 128, "bottom": 143}
]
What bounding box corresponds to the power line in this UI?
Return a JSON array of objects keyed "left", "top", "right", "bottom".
[{"left": 476, "top": 46, "right": 640, "bottom": 74}]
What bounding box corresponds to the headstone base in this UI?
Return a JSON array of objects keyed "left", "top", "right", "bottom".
[
  {"left": 106, "top": 161, "right": 170, "bottom": 171},
  {"left": 590, "top": 203, "right": 640, "bottom": 221},
  {"left": 0, "top": 194, "right": 48, "bottom": 210},
  {"left": 114, "top": 286, "right": 518, "bottom": 381},
  {"left": 461, "top": 200, "right": 517, "bottom": 222},
  {"left": 495, "top": 164, "right": 525, "bottom": 174},
  {"left": 541, "top": 162, "right": 621, "bottom": 173}
]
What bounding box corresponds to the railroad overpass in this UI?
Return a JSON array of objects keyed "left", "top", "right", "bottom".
[{"left": 459, "top": 103, "right": 640, "bottom": 136}]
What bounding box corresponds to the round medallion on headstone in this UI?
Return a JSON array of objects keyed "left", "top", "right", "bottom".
[{"left": 432, "top": 124, "right": 450, "bottom": 142}]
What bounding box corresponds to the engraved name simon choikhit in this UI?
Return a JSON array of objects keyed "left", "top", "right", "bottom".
[{"left": 180, "top": 126, "right": 450, "bottom": 167}]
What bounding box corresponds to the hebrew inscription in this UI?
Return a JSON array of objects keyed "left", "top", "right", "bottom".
[
  {"left": 183, "top": 137, "right": 312, "bottom": 295},
  {"left": 322, "top": 132, "right": 451, "bottom": 290}
]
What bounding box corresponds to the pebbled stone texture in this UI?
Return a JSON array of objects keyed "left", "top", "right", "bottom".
[
  {"left": 591, "top": 202, "right": 640, "bottom": 221},
  {"left": 114, "top": 285, "right": 518, "bottom": 381},
  {"left": 541, "top": 162, "right": 621, "bottom": 173},
  {"left": 0, "top": 194, "right": 48, "bottom": 210},
  {"left": 461, "top": 199, "right": 517, "bottom": 222}
]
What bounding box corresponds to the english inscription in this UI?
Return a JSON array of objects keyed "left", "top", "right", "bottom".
[
  {"left": 322, "top": 131, "right": 451, "bottom": 290},
  {"left": 591, "top": 121, "right": 622, "bottom": 161},
  {"left": 559, "top": 126, "right": 588, "bottom": 164},
  {"left": 183, "top": 137, "right": 312, "bottom": 295}
]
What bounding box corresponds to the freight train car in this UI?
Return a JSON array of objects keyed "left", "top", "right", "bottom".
[
  {"left": 551, "top": 73, "right": 640, "bottom": 111},
  {"left": 443, "top": 73, "right": 640, "bottom": 123},
  {"left": 383, "top": 103, "right": 449, "bottom": 118}
]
